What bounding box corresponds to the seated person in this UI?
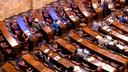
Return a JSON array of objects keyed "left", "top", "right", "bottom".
[
  {"left": 18, "top": 59, "right": 33, "bottom": 72},
  {"left": 118, "top": 15, "right": 127, "bottom": 23},
  {"left": 70, "top": 53, "right": 83, "bottom": 64},
  {"left": 92, "top": 21, "right": 102, "bottom": 31},
  {"left": 44, "top": 56, "right": 55, "bottom": 68},
  {"left": 97, "top": 65, "right": 102, "bottom": 72},
  {"left": 71, "top": 65, "right": 85, "bottom": 72},
  {"left": 98, "top": 36, "right": 109, "bottom": 47},
  {"left": 51, "top": 19, "right": 61, "bottom": 35}
]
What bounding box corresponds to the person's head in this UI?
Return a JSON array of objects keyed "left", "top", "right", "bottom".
[
  {"left": 54, "top": 19, "right": 58, "bottom": 22},
  {"left": 67, "top": 66, "right": 74, "bottom": 72}
]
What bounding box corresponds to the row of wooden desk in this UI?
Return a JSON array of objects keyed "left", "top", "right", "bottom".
[
  {"left": 107, "top": 18, "right": 128, "bottom": 34},
  {"left": 69, "top": 30, "right": 128, "bottom": 69},
  {"left": 22, "top": 53, "right": 54, "bottom": 72},
  {"left": 56, "top": 37, "right": 117, "bottom": 72},
  {"left": 56, "top": 38, "right": 76, "bottom": 54},
  {"left": 102, "top": 25, "right": 128, "bottom": 44},
  {"left": 39, "top": 45, "right": 76, "bottom": 69}
]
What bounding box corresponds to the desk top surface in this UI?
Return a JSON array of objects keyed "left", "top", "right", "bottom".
[
  {"left": 2, "top": 63, "right": 18, "bottom": 72},
  {"left": 40, "top": 45, "right": 76, "bottom": 68},
  {"left": 0, "top": 21, "right": 19, "bottom": 48},
  {"left": 22, "top": 53, "right": 54, "bottom": 72}
]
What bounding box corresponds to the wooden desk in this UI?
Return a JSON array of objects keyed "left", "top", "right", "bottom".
[
  {"left": 2, "top": 62, "right": 18, "bottom": 72},
  {"left": 120, "top": 0, "right": 126, "bottom": 7},
  {"left": 111, "top": 21, "right": 128, "bottom": 33},
  {"left": 0, "top": 21, "right": 19, "bottom": 48},
  {"left": 69, "top": 31, "right": 128, "bottom": 69},
  {"left": 49, "top": 7, "right": 67, "bottom": 33},
  {"left": 22, "top": 53, "right": 54, "bottom": 72},
  {"left": 56, "top": 38, "right": 77, "bottom": 54},
  {"left": 16, "top": 16, "right": 37, "bottom": 42},
  {"left": 82, "top": 26, "right": 101, "bottom": 39},
  {"left": 32, "top": 11, "right": 54, "bottom": 40},
  {"left": 102, "top": 26, "right": 128, "bottom": 44},
  {"left": 42, "top": 25, "right": 54, "bottom": 40},
  {"left": 84, "top": 56, "right": 116, "bottom": 72},
  {"left": 61, "top": 1, "right": 80, "bottom": 27},
  {"left": 92, "top": 0, "right": 103, "bottom": 20},
  {"left": 75, "top": 0, "right": 93, "bottom": 23},
  {"left": 39, "top": 45, "right": 76, "bottom": 68}
]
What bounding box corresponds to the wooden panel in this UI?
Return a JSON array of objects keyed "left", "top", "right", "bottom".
[
  {"left": 2, "top": 62, "right": 18, "bottom": 72},
  {"left": 32, "top": 0, "right": 57, "bottom": 10},
  {"left": 22, "top": 53, "right": 54, "bottom": 72},
  {"left": 0, "top": 21, "right": 19, "bottom": 48},
  {"left": 0, "top": 0, "right": 31, "bottom": 20}
]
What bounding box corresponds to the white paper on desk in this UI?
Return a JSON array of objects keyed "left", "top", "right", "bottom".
[
  {"left": 44, "top": 49, "right": 50, "bottom": 53},
  {"left": 102, "top": 26, "right": 107, "bottom": 30},
  {"left": 116, "top": 44, "right": 125, "bottom": 50},
  {"left": 106, "top": 29, "right": 111, "bottom": 32},
  {"left": 78, "top": 38, "right": 83, "bottom": 42},
  {"left": 83, "top": 10, "right": 89, "bottom": 17},
  {"left": 108, "top": 41, "right": 114, "bottom": 45},
  {"left": 53, "top": 56, "right": 61, "bottom": 61},
  {"left": 92, "top": 3, "right": 98, "bottom": 9},
  {"left": 87, "top": 57, "right": 95, "bottom": 61},
  {"left": 108, "top": 4, "right": 113, "bottom": 9},
  {"left": 83, "top": 49, "right": 90, "bottom": 54},
  {"left": 96, "top": 35, "right": 102, "bottom": 39}
]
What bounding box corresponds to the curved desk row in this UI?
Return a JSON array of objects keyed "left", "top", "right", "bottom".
[
  {"left": 39, "top": 45, "right": 76, "bottom": 68},
  {"left": 82, "top": 26, "right": 128, "bottom": 57},
  {"left": 69, "top": 31, "right": 128, "bottom": 69},
  {"left": 56, "top": 38, "right": 76, "bottom": 54},
  {"left": 82, "top": 26, "right": 101, "bottom": 39},
  {"left": 102, "top": 25, "right": 128, "bottom": 44},
  {"left": 22, "top": 53, "right": 54, "bottom": 72},
  {"left": 56, "top": 37, "right": 116, "bottom": 72},
  {"left": 107, "top": 18, "right": 128, "bottom": 34}
]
